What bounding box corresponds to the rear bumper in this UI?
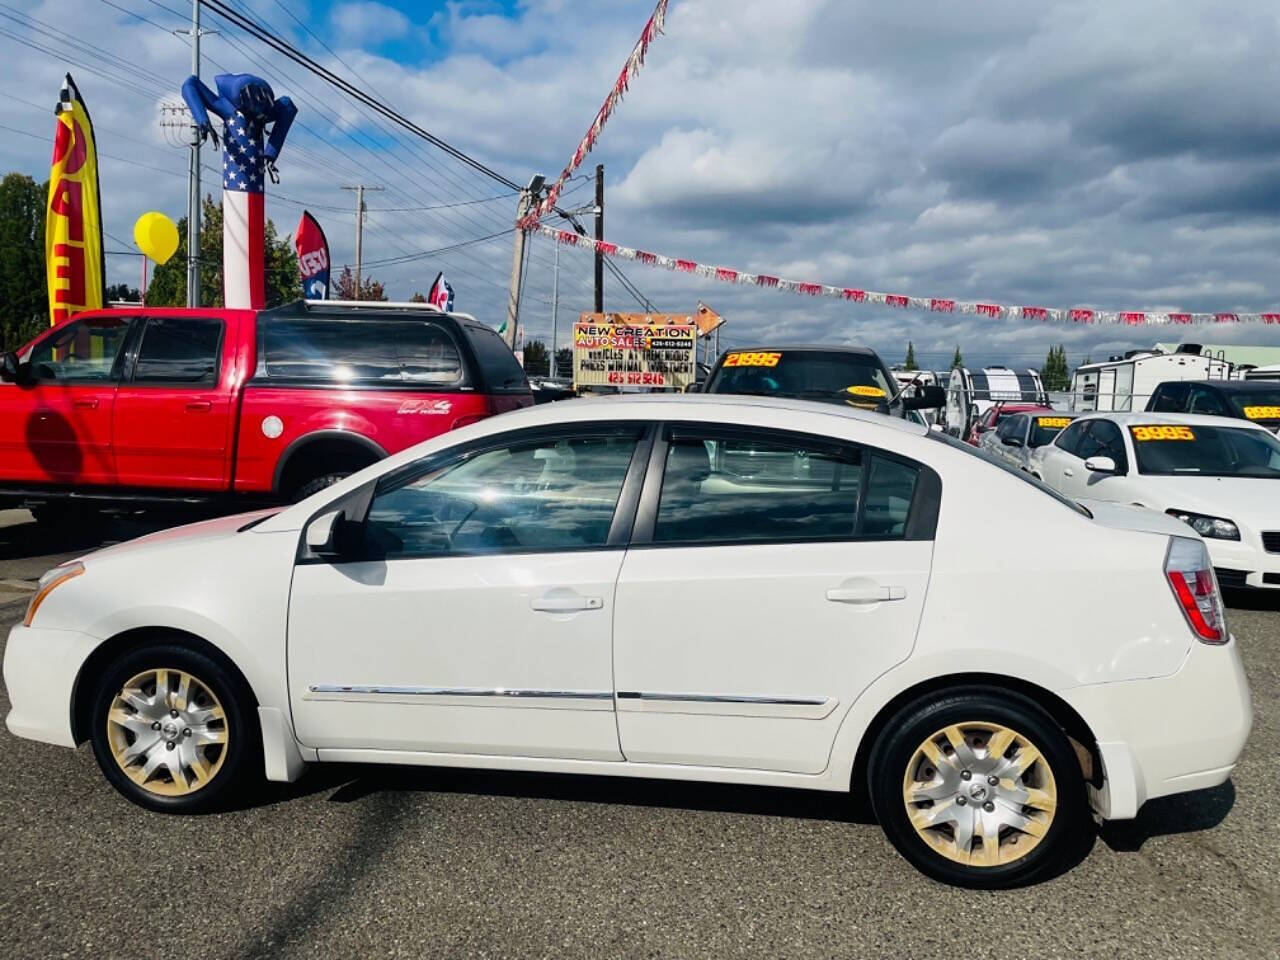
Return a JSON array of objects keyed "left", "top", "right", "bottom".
[
  {"left": 3, "top": 623, "right": 101, "bottom": 748},
  {"left": 1062, "top": 636, "right": 1252, "bottom": 820}
]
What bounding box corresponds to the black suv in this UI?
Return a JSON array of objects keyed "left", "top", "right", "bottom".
[{"left": 1146, "top": 379, "right": 1280, "bottom": 433}]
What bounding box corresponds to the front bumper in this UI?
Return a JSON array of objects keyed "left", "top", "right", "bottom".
[
  {"left": 3, "top": 623, "right": 101, "bottom": 748},
  {"left": 1205, "top": 536, "right": 1280, "bottom": 590},
  {"left": 1062, "top": 636, "right": 1252, "bottom": 820}
]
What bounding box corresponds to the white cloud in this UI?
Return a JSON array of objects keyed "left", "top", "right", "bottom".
[{"left": 330, "top": 2, "right": 411, "bottom": 45}]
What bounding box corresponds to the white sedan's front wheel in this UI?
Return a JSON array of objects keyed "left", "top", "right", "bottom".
[
  {"left": 869, "top": 689, "right": 1088, "bottom": 888},
  {"left": 90, "top": 643, "right": 257, "bottom": 812}
]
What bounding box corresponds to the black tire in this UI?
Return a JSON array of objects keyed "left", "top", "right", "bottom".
[
  {"left": 868, "top": 688, "right": 1088, "bottom": 889},
  {"left": 89, "top": 642, "right": 259, "bottom": 813},
  {"left": 291, "top": 471, "right": 352, "bottom": 502}
]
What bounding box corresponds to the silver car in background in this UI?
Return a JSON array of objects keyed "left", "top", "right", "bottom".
[{"left": 980, "top": 411, "right": 1078, "bottom": 471}]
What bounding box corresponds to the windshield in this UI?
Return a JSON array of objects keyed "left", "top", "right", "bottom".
[
  {"left": 1130, "top": 424, "right": 1280, "bottom": 477},
  {"left": 708, "top": 350, "right": 894, "bottom": 409},
  {"left": 1227, "top": 390, "right": 1280, "bottom": 426},
  {"left": 1029, "top": 415, "right": 1074, "bottom": 448},
  {"left": 927, "top": 429, "right": 1092, "bottom": 517}
]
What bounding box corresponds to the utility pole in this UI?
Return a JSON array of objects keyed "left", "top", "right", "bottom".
[
  {"left": 178, "top": 0, "right": 207, "bottom": 307},
  {"left": 505, "top": 174, "right": 544, "bottom": 350},
  {"left": 341, "top": 184, "right": 382, "bottom": 298},
  {"left": 547, "top": 240, "right": 558, "bottom": 376},
  {"left": 594, "top": 163, "right": 604, "bottom": 313}
]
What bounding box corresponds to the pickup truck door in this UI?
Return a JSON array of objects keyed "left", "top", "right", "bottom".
[
  {"left": 112, "top": 314, "right": 235, "bottom": 490},
  {"left": 0, "top": 313, "right": 132, "bottom": 486}
]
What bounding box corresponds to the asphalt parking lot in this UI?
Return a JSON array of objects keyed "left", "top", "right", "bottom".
[{"left": 1, "top": 508, "right": 1277, "bottom": 960}]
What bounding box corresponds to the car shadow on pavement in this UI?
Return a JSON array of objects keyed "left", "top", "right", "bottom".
[
  {"left": 1097, "top": 780, "right": 1236, "bottom": 852},
  {"left": 260, "top": 761, "right": 877, "bottom": 825}
]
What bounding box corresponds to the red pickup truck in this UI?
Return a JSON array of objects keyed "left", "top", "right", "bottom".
[{"left": 0, "top": 299, "right": 533, "bottom": 525}]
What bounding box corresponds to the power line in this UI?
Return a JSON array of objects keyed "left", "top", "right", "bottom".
[{"left": 197, "top": 0, "right": 522, "bottom": 190}]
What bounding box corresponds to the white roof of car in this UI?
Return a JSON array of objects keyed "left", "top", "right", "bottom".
[
  {"left": 1076, "top": 411, "right": 1268, "bottom": 431},
  {"left": 520, "top": 393, "right": 930, "bottom": 436}
]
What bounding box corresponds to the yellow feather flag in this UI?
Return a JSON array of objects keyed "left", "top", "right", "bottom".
[{"left": 46, "top": 74, "right": 105, "bottom": 325}]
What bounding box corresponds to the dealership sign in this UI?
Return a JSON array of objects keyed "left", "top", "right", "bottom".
[{"left": 573, "top": 313, "right": 697, "bottom": 389}]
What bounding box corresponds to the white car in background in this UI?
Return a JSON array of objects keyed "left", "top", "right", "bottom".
[
  {"left": 1031, "top": 411, "right": 1280, "bottom": 590},
  {"left": 5, "top": 396, "right": 1252, "bottom": 889}
]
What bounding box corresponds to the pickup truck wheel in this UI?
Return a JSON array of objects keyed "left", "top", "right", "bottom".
[
  {"left": 868, "top": 690, "right": 1087, "bottom": 889},
  {"left": 292, "top": 471, "right": 352, "bottom": 502},
  {"left": 89, "top": 643, "right": 258, "bottom": 813}
]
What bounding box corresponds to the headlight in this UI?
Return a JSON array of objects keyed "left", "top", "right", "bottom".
[
  {"left": 1166, "top": 510, "right": 1240, "bottom": 541},
  {"left": 23, "top": 561, "right": 84, "bottom": 627}
]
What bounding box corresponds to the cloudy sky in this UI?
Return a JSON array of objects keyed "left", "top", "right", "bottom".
[{"left": 4, "top": 0, "right": 1280, "bottom": 370}]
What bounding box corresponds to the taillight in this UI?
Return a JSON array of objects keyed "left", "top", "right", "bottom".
[{"left": 1165, "top": 537, "right": 1227, "bottom": 644}]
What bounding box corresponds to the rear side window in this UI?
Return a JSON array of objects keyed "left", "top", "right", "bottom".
[
  {"left": 132, "top": 317, "right": 222, "bottom": 385},
  {"left": 259, "top": 319, "right": 464, "bottom": 386},
  {"left": 1188, "top": 386, "right": 1229, "bottom": 417},
  {"left": 650, "top": 428, "right": 924, "bottom": 545},
  {"left": 463, "top": 323, "right": 528, "bottom": 392}
]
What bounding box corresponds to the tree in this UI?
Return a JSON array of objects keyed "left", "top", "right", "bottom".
[
  {"left": 333, "top": 265, "right": 386, "bottom": 302},
  {"left": 409, "top": 291, "right": 428, "bottom": 303},
  {"left": 951, "top": 345, "right": 964, "bottom": 370},
  {"left": 106, "top": 283, "right": 141, "bottom": 303},
  {"left": 1040, "top": 344, "right": 1071, "bottom": 391},
  {"left": 522, "top": 339, "right": 550, "bottom": 376},
  {"left": 554, "top": 347, "right": 573, "bottom": 379},
  {"left": 146, "top": 195, "right": 302, "bottom": 308},
  {"left": 0, "top": 172, "right": 48, "bottom": 350},
  {"left": 904, "top": 341, "right": 918, "bottom": 371}
]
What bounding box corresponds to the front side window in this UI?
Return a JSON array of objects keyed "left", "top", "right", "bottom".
[
  {"left": 1130, "top": 424, "right": 1280, "bottom": 477},
  {"left": 1054, "top": 420, "right": 1089, "bottom": 455},
  {"left": 132, "top": 317, "right": 223, "bottom": 384},
  {"left": 1082, "top": 420, "right": 1129, "bottom": 473},
  {"left": 1188, "top": 387, "right": 1228, "bottom": 417},
  {"left": 1148, "top": 383, "right": 1188, "bottom": 413},
  {"left": 25, "top": 315, "right": 132, "bottom": 383},
  {"left": 361, "top": 428, "right": 641, "bottom": 558}
]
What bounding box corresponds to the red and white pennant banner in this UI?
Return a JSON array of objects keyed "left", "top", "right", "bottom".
[
  {"left": 535, "top": 226, "right": 1278, "bottom": 325},
  {"left": 520, "top": 0, "right": 668, "bottom": 229}
]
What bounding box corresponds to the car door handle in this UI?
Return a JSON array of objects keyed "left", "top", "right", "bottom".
[
  {"left": 1063, "top": 467, "right": 1075, "bottom": 477},
  {"left": 530, "top": 595, "right": 604, "bottom": 613},
  {"left": 185, "top": 400, "right": 213, "bottom": 413},
  {"left": 826, "top": 585, "right": 906, "bottom": 604},
  {"left": 72, "top": 397, "right": 98, "bottom": 409}
]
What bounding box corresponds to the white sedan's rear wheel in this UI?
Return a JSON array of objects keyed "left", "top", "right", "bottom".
[
  {"left": 901, "top": 721, "right": 1057, "bottom": 868},
  {"left": 869, "top": 689, "right": 1087, "bottom": 888}
]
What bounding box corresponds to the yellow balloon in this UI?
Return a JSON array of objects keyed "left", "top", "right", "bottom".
[{"left": 133, "top": 211, "right": 180, "bottom": 265}]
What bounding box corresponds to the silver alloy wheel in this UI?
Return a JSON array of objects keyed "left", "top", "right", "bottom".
[
  {"left": 105, "top": 668, "right": 229, "bottom": 797},
  {"left": 902, "top": 721, "right": 1057, "bottom": 867}
]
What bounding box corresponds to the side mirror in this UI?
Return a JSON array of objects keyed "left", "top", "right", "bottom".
[
  {"left": 305, "top": 509, "right": 364, "bottom": 558},
  {"left": 305, "top": 510, "right": 343, "bottom": 556},
  {"left": 902, "top": 385, "right": 946, "bottom": 411},
  {"left": 0, "top": 352, "right": 19, "bottom": 383},
  {"left": 1085, "top": 456, "right": 1117, "bottom": 474},
  {"left": 685, "top": 382, "right": 702, "bottom": 393}
]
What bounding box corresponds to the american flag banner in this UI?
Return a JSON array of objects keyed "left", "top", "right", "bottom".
[{"left": 182, "top": 73, "right": 296, "bottom": 309}]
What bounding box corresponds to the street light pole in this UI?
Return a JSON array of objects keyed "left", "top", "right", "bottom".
[
  {"left": 186, "top": 0, "right": 201, "bottom": 307},
  {"left": 550, "top": 241, "right": 560, "bottom": 377}
]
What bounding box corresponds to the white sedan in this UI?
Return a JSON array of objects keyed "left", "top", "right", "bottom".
[
  {"left": 1031, "top": 411, "right": 1280, "bottom": 590},
  {"left": 4, "top": 396, "right": 1252, "bottom": 888}
]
